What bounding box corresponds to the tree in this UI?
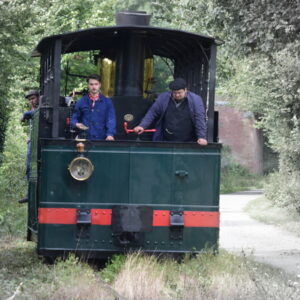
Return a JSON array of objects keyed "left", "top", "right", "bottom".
[
  {"left": 212, "top": 0, "right": 300, "bottom": 212},
  {"left": 0, "top": 0, "right": 119, "bottom": 158},
  {"left": 0, "top": 0, "right": 119, "bottom": 203},
  {"left": 0, "top": 0, "right": 38, "bottom": 157}
]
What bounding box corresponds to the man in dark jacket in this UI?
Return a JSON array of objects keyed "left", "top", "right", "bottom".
[
  {"left": 134, "top": 78, "right": 207, "bottom": 145},
  {"left": 71, "top": 74, "right": 116, "bottom": 140}
]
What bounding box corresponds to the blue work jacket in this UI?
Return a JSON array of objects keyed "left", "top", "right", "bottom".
[
  {"left": 71, "top": 94, "right": 116, "bottom": 140},
  {"left": 139, "top": 91, "right": 207, "bottom": 141}
]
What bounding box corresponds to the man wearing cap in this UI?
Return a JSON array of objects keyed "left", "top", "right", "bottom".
[
  {"left": 134, "top": 78, "right": 207, "bottom": 145},
  {"left": 71, "top": 74, "right": 116, "bottom": 140},
  {"left": 21, "top": 90, "right": 39, "bottom": 123}
]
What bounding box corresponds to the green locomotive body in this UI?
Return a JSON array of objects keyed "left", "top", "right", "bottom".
[{"left": 27, "top": 11, "right": 221, "bottom": 259}]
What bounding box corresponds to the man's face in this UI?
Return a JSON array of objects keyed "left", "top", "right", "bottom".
[
  {"left": 88, "top": 79, "right": 101, "bottom": 95},
  {"left": 28, "top": 95, "right": 39, "bottom": 108},
  {"left": 172, "top": 88, "right": 187, "bottom": 101}
]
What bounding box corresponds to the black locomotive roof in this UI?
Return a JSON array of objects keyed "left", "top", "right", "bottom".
[{"left": 34, "top": 25, "right": 219, "bottom": 59}]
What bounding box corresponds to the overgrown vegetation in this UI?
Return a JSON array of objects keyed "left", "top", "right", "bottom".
[
  {"left": 220, "top": 147, "right": 263, "bottom": 194},
  {"left": 146, "top": 0, "right": 300, "bottom": 212},
  {"left": 1, "top": 1, "right": 299, "bottom": 298},
  {"left": 1, "top": 0, "right": 299, "bottom": 213},
  {"left": 0, "top": 240, "right": 116, "bottom": 300},
  {"left": 210, "top": 1, "right": 300, "bottom": 213},
  {"left": 1, "top": 242, "right": 299, "bottom": 300},
  {"left": 0, "top": 109, "right": 28, "bottom": 238}
]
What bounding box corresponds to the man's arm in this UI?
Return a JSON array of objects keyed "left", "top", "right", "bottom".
[
  {"left": 21, "top": 110, "right": 34, "bottom": 122},
  {"left": 192, "top": 94, "right": 208, "bottom": 145},
  {"left": 134, "top": 93, "right": 165, "bottom": 134},
  {"left": 70, "top": 100, "right": 86, "bottom": 129},
  {"left": 105, "top": 99, "right": 116, "bottom": 140}
]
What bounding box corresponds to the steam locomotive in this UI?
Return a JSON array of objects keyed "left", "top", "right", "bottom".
[{"left": 27, "top": 11, "right": 221, "bottom": 260}]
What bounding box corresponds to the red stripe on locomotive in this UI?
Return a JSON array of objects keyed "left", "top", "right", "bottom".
[{"left": 38, "top": 208, "right": 220, "bottom": 228}]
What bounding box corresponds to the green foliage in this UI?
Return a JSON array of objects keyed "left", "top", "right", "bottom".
[
  {"left": 210, "top": 0, "right": 300, "bottom": 212},
  {"left": 0, "top": 111, "right": 27, "bottom": 198},
  {"left": 0, "top": 0, "right": 36, "bottom": 153},
  {"left": 153, "top": 56, "right": 174, "bottom": 94},
  {"left": 101, "top": 255, "right": 126, "bottom": 283},
  {"left": 265, "top": 170, "right": 300, "bottom": 214},
  {"left": 115, "top": 0, "right": 151, "bottom": 12},
  {"left": 0, "top": 0, "right": 119, "bottom": 157},
  {"left": 2, "top": 243, "right": 299, "bottom": 300},
  {"left": 0, "top": 243, "right": 116, "bottom": 299},
  {"left": 213, "top": 0, "right": 300, "bottom": 56},
  {"left": 221, "top": 147, "right": 263, "bottom": 194},
  {"left": 0, "top": 105, "right": 28, "bottom": 238},
  {"left": 0, "top": 0, "right": 120, "bottom": 239},
  {"left": 1, "top": 0, "right": 298, "bottom": 232},
  {"left": 60, "top": 52, "right": 98, "bottom": 96}
]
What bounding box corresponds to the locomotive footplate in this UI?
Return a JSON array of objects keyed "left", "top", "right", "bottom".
[{"left": 112, "top": 205, "right": 153, "bottom": 247}]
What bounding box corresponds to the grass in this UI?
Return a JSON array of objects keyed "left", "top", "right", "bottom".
[
  {"left": 0, "top": 238, "right": 116, "bottom": 300},
  {"left": 0, "top": 190, "right": 299, "bottom": 300},
  {"left": 1, "top": 240, "right": 299, "bottom": 300},
  {"left": 245, "top": 196, "right": 300, "bottom": 237},
  {"left": 220, "top": 164, "right": 264, "bottom": 194},
  {"left": 0, "top": 144, "right": 295, "bottom": 299},
  {"left": 220, "top": 146, "right": 264, "bottom": 194}
]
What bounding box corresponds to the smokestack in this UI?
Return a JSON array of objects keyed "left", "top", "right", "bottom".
[
  {"left": 114, "top": 11, "right": 151, "bottom": 97},
  {"left": 116, "top": 11, "right": 151, "bottom": 26}
]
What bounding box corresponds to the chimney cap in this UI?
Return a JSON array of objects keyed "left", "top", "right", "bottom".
[{"left": 116, "top": 11, "right": 151, "bottom": 26}]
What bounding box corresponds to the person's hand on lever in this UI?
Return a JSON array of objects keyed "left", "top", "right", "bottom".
[{"left": 134, "top": 126, "right": 145, "bottom": 134}]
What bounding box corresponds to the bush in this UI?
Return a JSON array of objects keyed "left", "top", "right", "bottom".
[
  {"left": 0, "top": 109, "right": 28, "bottom": 238},
  {"left": 101, "top": 255, "right": 126, "bottom": 283},
  {"left": 265, "top": 170, "right": 300, "bottom": 214},
  {"left": 220, "top": 146, "right": 263, "bottom": 194}
]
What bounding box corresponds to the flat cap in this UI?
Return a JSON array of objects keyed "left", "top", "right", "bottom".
[
  {"left": 25, "top": 89, "right": 39, "bottom": 99},
  {"left": 169, "top": 78, "right": 187, "bottom": 90}
]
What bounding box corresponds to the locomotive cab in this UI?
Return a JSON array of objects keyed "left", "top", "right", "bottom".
[{"left": 28, "top": 11, "right": 221, "bottom": 259}]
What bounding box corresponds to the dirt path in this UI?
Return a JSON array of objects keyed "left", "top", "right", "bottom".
[{"left": 219, "top": 191, "right": 300, "bottom": 276}]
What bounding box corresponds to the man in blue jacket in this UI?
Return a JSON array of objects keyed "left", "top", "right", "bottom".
[
  {"left": 134, "top": 78, "right": 208, "bottom": 145},
  {"left": 71, "top": 74, "right": 116, "bottom": 140}
]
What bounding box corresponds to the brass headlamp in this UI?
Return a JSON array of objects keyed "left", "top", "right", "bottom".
[{"left": 68, "top": 142, "right": 94, "bottom": 181}]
